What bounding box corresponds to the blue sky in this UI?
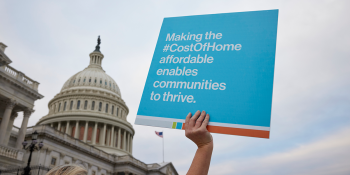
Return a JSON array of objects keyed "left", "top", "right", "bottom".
[{"left": 1, "top": 0, "right": 349, "bottom": 174}]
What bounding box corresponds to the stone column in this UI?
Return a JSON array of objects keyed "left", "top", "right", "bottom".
[
  {"left": 44, "top": 148, "right": 53, "bottom": 167},
  {"left": 3, "top": 112, "right": 18, "bottom": 145},
  {"left": 83, "top": 121, "right": 88, "bottom": 142},
  {"left": 0, "top": 100, "right": 16, "bottom": 143},
  {"left": 117, "top": 128, "right": 121, "bottom": 149},
  {"left": 123, "top": 130, "right": 126, "bottom": 151},
  {"left": 59, "top": 153, "right": 65, "bottom": 165},
  {"left": 16, "top": 109, "right": 33, "bottom": 149},
  {"left": 130, "top": 136, "right": 133, "bottom": 154},
  {"left": 106, "top": 127, "right": 111, "bottom": 146},
  {"left": 101, "top": 124, "right": 106, "bottom": 146},
  {"left": 74, "top": 121, "right": 79, "bottom": 138},
  {"left": 110, "top": 126, "right": 114, "bottom": 147},
  {"left": 114, "top": 130, "right": 117, "bottom": 147},
  {"left": 92, "top": 122, "right": 98, "bottom": 145},
  {"left": 126, "top": 133, "right": 130, "bottom": 152},
  {"left": 65, "top": 121, "right": 70, "bottom": 134},
  {"left": 57, "top": 121, "right": 61, "bottom": 131}
]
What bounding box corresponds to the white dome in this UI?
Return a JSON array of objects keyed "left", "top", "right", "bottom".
[
  {"left": 61, "top": 67, "right": 121, "bottom": 96},
  {"left": 37, "top": 39, "right": 133, "bottom": 156},
  {"left": 60, "top": 50, "right": 121, "bottom": 97}
]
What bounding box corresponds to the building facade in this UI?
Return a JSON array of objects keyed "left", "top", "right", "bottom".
[
  {"left": 36, "top": 38, "right": 133, "bottom": 156},
  {"left": 0, "top": 41, "right": 44, "bottom": 168},
  {"left": 0, "top": 39, "right": 178, "bottom": 175}
]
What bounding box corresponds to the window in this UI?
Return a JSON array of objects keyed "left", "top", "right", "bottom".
[
  {"left": 116, "top": 107, "right": 119, "bottom": 116},
  {"left": 100, "top": 80, "right": 102, "bottom": 84},
  {"left": 87, "top": 126, "right": 93, "bottom": 141},
  {"left": 58, "top": 103, "right": 61, "bottom": 112},
  {"left": 79, "top": 126, "right": 84, "bottom": 140},
  {"left": 71, "top": 126, "right": 76, "bottom": 137},
  {"left": 73, "top": 80, "right": 75, "bottom": 84},
  {"left": 105, "top": 104, "right": 108, "bottom": 113},
  {"left": 111, "top": 106, "right": 114, "bottom": 114},
  {"left": 70, "top": 101, "right": 73, "bottom": 110},
  {"left": 109, "top": 83, "right": 111, "bottom": 87},
  {"left": 84, "top": 100, "right": 88, "bottom": 110},
  {"left": 99, "top": 102, "right": 102, "bottom": 111},
  {"left": 105, "top": 81, "right": 107, "bottom": 85},
  {"left": 78, "top": 79, "right": 80, "bottom": 82},
  {"left": 89, "top": 78, "right": 91, "bottom": 82},
  {"left": 77, "top": 100, "right": 80, "bottom": 109},
  {"left": 95, "top": 79, "right": 97, "bottom": 83},
  {"left": 63, "top": 102, "right": 67, "bottom": 111},
  {"left": 83, "top": 78, "right": 86, "bottom": 82},
  {"left": 51, "top": 157, "right": 57, "bottom": 165},
  {"left": 91, "top": 101, "right": 95, "bottom": 110}
]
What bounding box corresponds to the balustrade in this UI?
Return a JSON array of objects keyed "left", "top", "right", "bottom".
[
  {"left": 0, "top": 145, "right": 23, "bottom": 161},
  {"left": 1, "top": 65, "right": 39, "bottom": 91}
]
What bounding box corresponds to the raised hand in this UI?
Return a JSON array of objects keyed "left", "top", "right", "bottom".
[{"left": 185, "top": 110, "right": 213, "bottom": 148}]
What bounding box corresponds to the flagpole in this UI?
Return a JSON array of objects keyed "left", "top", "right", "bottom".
[{"left": 162, "top": 131, "right": 164, "bottom": 163}]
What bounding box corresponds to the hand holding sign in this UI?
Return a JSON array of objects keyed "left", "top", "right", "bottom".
[
  {"left": 136, "top": 10, "right": 278, "bottom": 138},
  {"left": 185, "top": 111, "right": 213, "bottom": 148}
]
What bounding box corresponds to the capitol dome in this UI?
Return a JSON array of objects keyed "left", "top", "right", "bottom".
[
  {"left": 60, "top": 52, "right": 121, "bottom": 97},
  {"left": 37, "top": 37, "right": 134, "bottom": 156}
]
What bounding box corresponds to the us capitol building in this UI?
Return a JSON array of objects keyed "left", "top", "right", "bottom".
[{"left": 0, "top": 38, "right": 178, "bottom": 175}]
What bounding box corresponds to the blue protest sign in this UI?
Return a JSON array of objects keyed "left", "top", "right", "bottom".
[{"left": 135, "top": 10, "right": 278, "bottom": 138}]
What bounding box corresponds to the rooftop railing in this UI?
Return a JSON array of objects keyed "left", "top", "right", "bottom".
[
  {"left": 0, "top": 65, "right": 39, "bottom": 91},
  {"left": 0, "top": 144, "right": 24, "bottom": 161}
]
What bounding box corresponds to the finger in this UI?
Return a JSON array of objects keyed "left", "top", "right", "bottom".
[
  {"left": 185, "top": 112, "right": 191, "bottom": 130},
  {"left": 200, "top": 114, "right": 210, "bottom": 130},
  {"left": 195, "top": 111, "right": 206, "bottom": 128},
  {"left": 189, "top": 110, "right": 201, "bottom": 127}
]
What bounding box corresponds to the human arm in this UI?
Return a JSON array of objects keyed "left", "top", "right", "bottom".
[{"left": 185, "top": 111, "right": 213, "bottom": 175}]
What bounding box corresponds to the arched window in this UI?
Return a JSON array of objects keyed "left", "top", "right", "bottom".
[
  {"left": 77, "top": 100, "right": 81, "bottom": 109},
  {"left": 89, "top": 78, "right": 91, "bottom": 83},
  {"left": 70, "top": 101, "right": 73, "bottom": 110},
  {"left": 99, "top": 102, "right": 102, "bottom": 111},
  {"left": 63, "top": 102, "right": 67, "bottom": 111},
  {"left": 84, "top": 100, "right": 88, "bottom": 110},
  {"left": 105, "top": 104, "right": 109, "bottom": 113},
  {"left": 73, "top": 80, "right": 75, "bottom": 84},
  {"left": 100, "top": 80, "right": 102, "bottom": 84},
  {"left": 111, "top": 106, "right": 114, "bottom": 114},
  {"left": 58, "top": 103, "right": 61, "bottom": 112},
  {"left": 83, "top": 78, "right": 86, "bottom": 82},
  {"left": 95, "top": 79, "right": 97, "bottom": 83},
  {"left": 105, "top": 81, "right": 107, "bottom": 86},
  {"left": 116, "top": 107, "right": 119, "bottom": 116},
  {"left": 91, "top": 101, "right": 95, "bottom": 110}
]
